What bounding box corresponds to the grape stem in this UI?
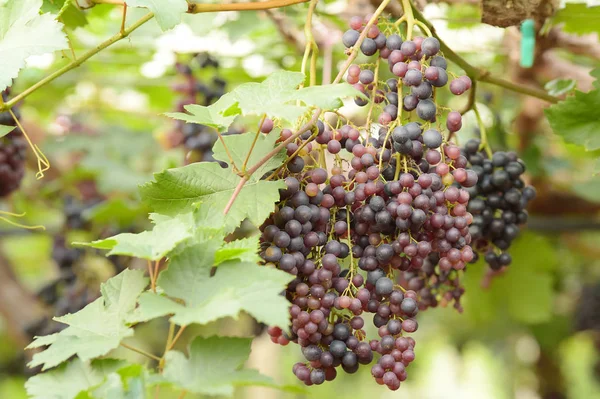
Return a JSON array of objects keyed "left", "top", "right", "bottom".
[
  {"left": 242, "top": 114, "right": 267, "bottom": 173},
  {"left": 119, "top": 342, "right": 161, "bottom": 362},
  {"left": 401, "top": 0, "right": 415, "bottom": 40},
  {"left": 472, "top": 104, "right": 493, "bottom": 158},
  {"left": 407, "top": 1, "right": 559, "bottom": 104},
  {"left": 300, "top": 0, "right": 320, "bottom": 88},
  {"left": 223, "top": 109, "right": 322, "bottom": 215},
  {"left": 365, "top": 57, "right": 381, "bottom": 131},
  {"left": 332, "top": 0, "right": 393, "bottom": 84}
]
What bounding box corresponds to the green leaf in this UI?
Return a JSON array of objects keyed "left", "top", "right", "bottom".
[
  {"left": 0, "top": 124, "right": 13, "bottom": 138},
  {"left": 126, "top": 0, "right": 188, "bottom": 31},
  {"left": 25, "top": 358, "right": 125, "bottom": 399},
  {"left": 294, "top": 83, "right": 365, "bottom": 111},
  {"left": 42, "top": 0, "right": 87, "bottom": 29},
  {"left": 545, "top": 68, "right": 600, "bottom": 151},
  {"left": 158, "top": 239, "right": 222, "bottom": 305},
  {"left": 131, "top": 261, "right": 293, "bottom": 327},
  {"left": 27, "top": 269, "right": 148, "bottom": 370},
  {"left": 165, "top": 91, "right": 238, "bottom": 130},
  {"left": 91, "top": 364, "right": 148, "bottom": 399},
  {"left": 139, "top": 162, "right": 284, "bottom": 227},
  {"left": 167, "top": 71, "right": 363, "bottom": 128},
  {"left": 215, "top": 236, "right": 261, "bottom": 266},
  {"left": 211, "top": 130, "right": 285, "bottom": 181},
  {"left": 162, "top": 336, "right": 276, "bottom": 396},
  {"left": 552, "top": 3, "right": 600, "bottom": 38},
  {"left": 76, "top": 213, "right": 194, "bottom": 260},
  {"left": 232, "top": 71, "right": 306, "bottom": 122},
  {"left": 544, "top": 78, "right": 576, "bottom": 96},
  {"left": 0, "top": 0, "right": 68, "bottom": 90}
]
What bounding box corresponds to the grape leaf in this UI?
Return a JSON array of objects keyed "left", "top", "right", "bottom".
[
  {"left": 161, "top": 336, "right": 276, "bottom": 396},
  {"left": 42, "top": 0, "right": 87, "bottom": 29},
  {"left": 25, "top": 358, "right": 125, "bottom": 399},
  {"left": 126, "top": 0, "right": 188, "bottom": 31},
  {"left": 91, "top": 364, "right": 148, "bottom": 399},
  {"left": 158, "top": 239, "right": 222, "bottom": 306},
  {"left": 139, "top": 162, "right": 284, "bottom": 227},
  {"left": 131, "top": 260, "right": 293, "bottom": 328},
  {"left": 232, "top": 71, "right": 363, "bottom": 122},
  {"left": 215, "top": 236, "right": 261, "bottom": 265},
  {"left": 0, "top": 124, "right": 14, "bottom": 138},
  {"left": 76, "top": 213, "right": 194, "bottom": 260},
  {"left": 552, "top": 3, "right": 600, "bottom": 38},
  {"left": 211, "top": 130, "right": 285, "bottom": 181},
  {"left": 545, "top": 68, "right": 600, "bottom": 151},
  {"left": 293, "top": 83, "right": 367, "bottom": 110},
  {"left": 27, "top": 269, "right": 148, "bottom": 370},
  {"left": 0, "top": 0, "right": 69, "bottom": 90},
  {"left": 164, "top": 91, "right": 238, "bottom": 129},
  {"left": 166, "top": 71, "right": 363, "bottom": 128}
]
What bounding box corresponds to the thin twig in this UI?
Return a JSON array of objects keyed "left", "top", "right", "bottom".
[
  {"left": 167, "top": 325, "right": 187, "bottom": 352},
  {"left": 120, "top": 3, "right": 127, "bottom": 36},
  {"left": 120, "top": 343, "right": 161, "bottom": 362},
  {"left": 242, "top": 114, "right": 267, "bottom": 172}
]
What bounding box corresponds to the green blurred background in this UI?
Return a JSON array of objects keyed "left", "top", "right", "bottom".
[{"left": 1, "top": 1, "right": 599, "bottom": 398}]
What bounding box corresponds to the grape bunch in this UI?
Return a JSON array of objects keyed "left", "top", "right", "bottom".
[
  {"left": 0, "top": 89, "right": 27, "bottom": 197},
  {"left": 168, "top": 55, "right": 243, "bottom": 164},
  {"left": 461, "top": 139, "right": 536, "bottom": 269},
  {"left": 256, "top": 13, "right": 535, "bottom": 390}
]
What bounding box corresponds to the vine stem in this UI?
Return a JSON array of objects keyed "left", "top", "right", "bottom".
[
  {"left": 401, "top": 0, "right": 414, "bottom": 40},
  {"left": 473, "top": 104, "right": 493, "bottom": 158},
  {"left": 242, "top": 114, "right": 267, "bottom": 172},
  {"left": 300, "top": 0, "right": 319, "bottom": 88},
  {"left": 365, "top": 57, "right": 380, "bottom": 131},
  {"left": 332, "top": 0, "right": 393, "bottom": 84},
  {"left": 188, "top": 0, "right": 310, "bottom": 13},
  {"left": 166, "top": 325, "right": 187, "bottom": 352},
  {"left": 223, "top": 109, "right": 321, "bottom": 215},
  {"left": 120, "top": 343, "right": 161, "bottom": 362},
  {"left": 408, "top": 2, "right": 559, "bottom": 104}
]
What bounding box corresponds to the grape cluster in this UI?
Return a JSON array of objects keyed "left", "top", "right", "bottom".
[
  {"left": 461, "top": 139, "right": 536, "bottom": 269},
  {"left": 258, "top": 13, "right": 535, "bottom": 390},
  {"left": 0, "top": 89, "right": 27, "bottom": 197},
  {"left": 168, "top": 55, "right": 243, "bottom": 164}
]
